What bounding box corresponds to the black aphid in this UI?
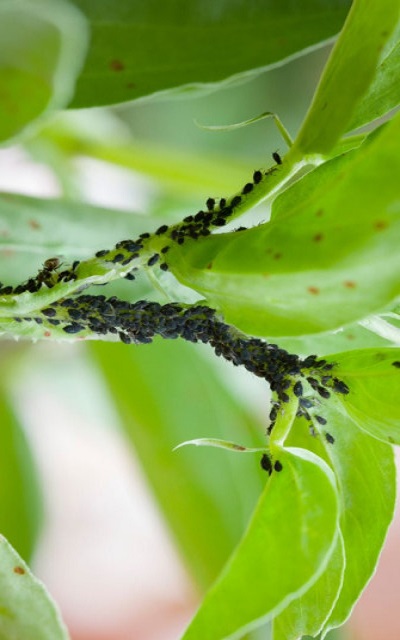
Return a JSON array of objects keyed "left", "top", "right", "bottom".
[
  {"left": 332, "top": 378, "right": 350, "bottom": 394},
  {"left": 63, "top": 323, "right": 85, "bottom": 334},
  {"left": 219, "top": 198, "right": 227, "bottom": 209},
  {"left": 125, "top": 273, "right": 135, "bottom": 280},
  {"left": 231, "top": 195, "right": 242, "bottom": 208},
  {"left": 272, "top": 151, "right": 282, "bottom": 165},
  {"left": 206, "top": 198, "right": 215, "bottom": 211},
  {"left": 119, "top": 332, "right": 132, "bottom": 344},
  {"left": 392, "top": 361, "right": 400, "bottom": 368},
  {"left": 260, "top": 453, "right": 272, "bottom": 475},
  {"left": 112, "top": 253, "right": 124, "bottom": 263},
  {"left": 325, "top": 433, "right": 335, "bottom": 444},
  {"left": 300, "top": 397, "right": 314, "bottom": 409},
  {"left": 253, "top": 170, "right": 262, "bottom": 184},
  {"left": 95, "top": 249, "right": 109, "bottom": 258},
  {"left": 317, "top": 386, "right": 331, "bottom": 399},
  {"left": 161, "top": 246, "right": 170, "bottom": 254},
  {"left": 42, "top": 308, "right": 57, "bottom": 318},
  {"left": 242, "top": 182, "right": 253, "bottom": 195},
  {"left": 147, "top": 254, "right": 160, "bottom": 266},
  {"left": 293, "top": 381, "right": 303, "bottom": 397},
  {"left": 72, "top": 261, "right": 80, "bottom": 270},
  {"left": 315, "top": 415, "right": 327, "bottom": 425},
  {"left": 155, "top": 224, "right": 169, "bottom": 235},
  {"left": 274, "top": 460, "right": 283, "bottom": 472},
  {"left": 160, "top": 263, "right": 169, "bottom": 271}
]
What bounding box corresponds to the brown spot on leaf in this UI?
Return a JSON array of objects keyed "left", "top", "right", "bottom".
[
  {"left": 315, "top": 209, "right": 324, "bottom": 217},
  {"left": 346, "top": 333, "right": 355, "bottom": 340},
  {"left": 44, "top": 331, "right": 51, "bottom": 337},
  {"left": 0, "top": 229, "right": 8, "bottom": 237},
  {"left": 374, "top": 220, "right": 388, "bottom": 231},
  {"left": 313, "top": 233, "right": 324, "bottom": 242},
  {"left": 273, "top": 252, "right": 282, "bottom": 260},
  {"left": 28, "top": 219, "right": 41, "bottom": 230},
  {"left": 13, "top": 566, "right": 25, "bottom": 575},
  {"left": 344, "top": 280, "right": 356, "bottom": 288},
  {"left": 110, "top": 59, "right": 125, "bottom": 72},
  {"left": 206, "top": 262, "right": 213, "bottom": 269},
  {"left": 126, "top": 82, "right": 136, "bottom": 89},
  {"left": 307, "top": 286, "right": 320, "bottom": 295}
]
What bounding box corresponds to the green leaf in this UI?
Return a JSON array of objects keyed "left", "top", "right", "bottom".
[
  {"left": 349, "top": 23, "right": 400, "bottom": 130},
  {"left": 317, "top": 402, "right": 396, "bottom": 634},
  {"left": 328, "top": 348, "right": 400, "bottom": 445},
  {"left": 292, "top": 0, "right": 400, "bottom": 155},
  {"left": 0, "top": 0, "right": 88, "bottom": 143},
  {"left": 169, "top": 113, "right": 400, "bottom": 337},
  {"left": 0, "top": 387, "right": 43, "bottom": 561},
  {"left": 182, "top": 447, "right": 339, "bottom": 640},
  {"left": 272, "top": 320, "right": 394, "bottom": 358},
  {"left": 0, "top": 535, "right": 69, "bottom": 639},
  {"left": 70, "top": 0, "right": 351, "bottom": 108},
  {"left": 272, "top": 533, "right": 345, "bottom": 640},
  {"left": 90, "top": 339, "right": 266, "bottom": 589}
]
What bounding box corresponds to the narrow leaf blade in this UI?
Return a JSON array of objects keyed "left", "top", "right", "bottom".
[{"left": 182, "top": 448, "right": 339, "bottom": 640}]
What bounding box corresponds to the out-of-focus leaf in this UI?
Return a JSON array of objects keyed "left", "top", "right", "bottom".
[
  {"left": 0, "top": 386, "right": 43, "bottom": 561},
  {"left": 292, "top": 0, "right": 400, "bottom": 155},
  {"left": 0, "top": 0, "right": 88, "bottom": 143},
  {"left": 0, "top": 535, "right": 69, "bottom": 639},
  {"left": 168, "top": 113, "right": 400, "bottom": 337},
  {"left": 182, "top": 448, "right": 339, "bottom": 640},
  {"left": 90, "top": 338, "right": 266, "bottom": 588},
  {"left": 35, "top": 113, "right": 251, "bottom": 195},
  {"left": 70, "top": 0, "right": 351, "bottom": 108},
  {"left": 0, "top": 193, "right": 154, "bottom": 284}
]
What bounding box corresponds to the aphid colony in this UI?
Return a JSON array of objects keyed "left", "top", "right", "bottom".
[
  {"left": 4, "top": 151, "right": 356, "bottom": 476},
  {"left": 0, "top": 154, "right": 283, "bottom": 297}
]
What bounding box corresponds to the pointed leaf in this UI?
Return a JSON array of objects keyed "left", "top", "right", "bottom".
[
  {"left": 174, "top": 438, "right": 266, "bottom": 453},
  {"left": 182, "top": 448, "right": 339, "bottom": 640}
]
